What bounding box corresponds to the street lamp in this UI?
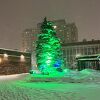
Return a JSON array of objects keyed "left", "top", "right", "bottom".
[
  {"left": 20, "top": 54, "right": 25, "bottom": 62},
  {"left": 4, "top": 53, "right": 8, "bottom": 58},
  {"left": 4, "top": 53, "right": 8, "bottom": 60},
  {"left": 53, "top": 25, "right": 57, "bottom": 29}
]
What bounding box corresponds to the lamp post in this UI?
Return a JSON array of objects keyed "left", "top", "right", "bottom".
[{"left": 4, "top": 53, "right": 8, "bottom": 60}]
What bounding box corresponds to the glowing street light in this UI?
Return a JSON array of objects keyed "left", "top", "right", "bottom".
[
  {"left": 4, "top": 53, "right": 8, "bottom": 60},
  {"left": 0, "top": 58, "right": 2, "bottom": 63},
  {"left": 4, "top": 53, "right": 8, "bottom": 58},
  {"left": 20, "top": 54, "right": 25, "bottom": 62},
  {"left": 53, "top": 25, "right": 57, "bottom": 29}
]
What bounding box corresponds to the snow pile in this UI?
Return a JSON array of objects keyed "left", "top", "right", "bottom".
[
  {"left": 79, "top": 69, "right": 100, "bottom": 83},
  {"left": 24, "top": 69, "right": 100, "bottom": 83},
  {"left": 63, "top": 69, "right": 100, "bottom": 83},
  {"left": 0, "top": 73, "right": 28, "bottom": 81}
]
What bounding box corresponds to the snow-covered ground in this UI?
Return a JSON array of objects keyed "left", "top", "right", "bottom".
[{"left": 0, "top": 69, "right": 100, "bottom": 100}]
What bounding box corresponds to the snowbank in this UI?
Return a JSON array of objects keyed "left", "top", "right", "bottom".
[
  {"left": 24, "top": 69, "right": 100, "bottom": 83},
  {"left": 63, "top": 69, "right": 100, "bottom": 83},
  {"left": 0, "top": 73, "right": 29, "bottom": 81}
]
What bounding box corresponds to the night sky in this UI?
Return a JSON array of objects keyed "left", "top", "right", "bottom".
[{"left": 0, "top": 0, "right": 100, "bottom": 50}]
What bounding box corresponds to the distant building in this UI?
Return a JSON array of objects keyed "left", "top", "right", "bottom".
[
  {"left": 21, "top": 28, "right": 39, "bottom": 68},
  {"left": 22, "top": 19, "right": 78, "bottom": 52},
  {"left": 53, "top": 20, "right": 78, "bottom": 43},
  {"left": 65, "top": 23, "right": 78, "bottom": 43},
  {"left": 62, "top": 40, "right": 100, "bottom": 69},
  {"left": 51, "top": 19, "right": 68, "bottom": 43},
  {"left": 21, "top": 21, "right": 100, "bottom": 70},
  {"left": 21, "top": 29, "right": 38, "bottom": 52},
  {"left": 37, "top": 19, "right": 78, "bottom": 44},
  {"left": 21, "top": 19, "right": 78, "bottom": 69}
]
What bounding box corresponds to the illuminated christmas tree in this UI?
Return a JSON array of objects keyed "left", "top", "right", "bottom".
[{"left": 36, "top": 18, "right": 64, "bottom": 75}]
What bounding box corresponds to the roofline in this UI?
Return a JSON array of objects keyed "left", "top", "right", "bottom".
[
  {"left": 76, "top": 54, "right": 100, "bottom": 59},
  {"left": 62, "top": 40, "right": 100, "bottom": 46},
  {"left": 0, "top": 48, "right": 30, "bottom": 54}
]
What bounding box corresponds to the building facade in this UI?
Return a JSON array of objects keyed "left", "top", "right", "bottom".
[
  {"left": 62, "top": 40, "right": 100, "bottom": 69},
  {"left": 52, "top": 19, "right": 68, "bottom": 43},
  {"left": 21, "top": 19, "right": 78, "bottom": 69},
  {"left": 0, "top": 48, "right": 31, "bottom": 75},
  {"left": 76, "top": 54, "right": 100, "bottom": 71},
  {"left": 21, "top": 19, "right": 78, "bottom": 52},
  {"left": 65, "top": 23, "right": 78, "bottom": 43},
  {"left": 21, "top": 28, "right": 38, "bottom": 52},
  {"left": 37, "top": 19, "right": 78, "bottom": 44},
  {"left": 53, "top": 20, "right": 78, "bottom": 43}
]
